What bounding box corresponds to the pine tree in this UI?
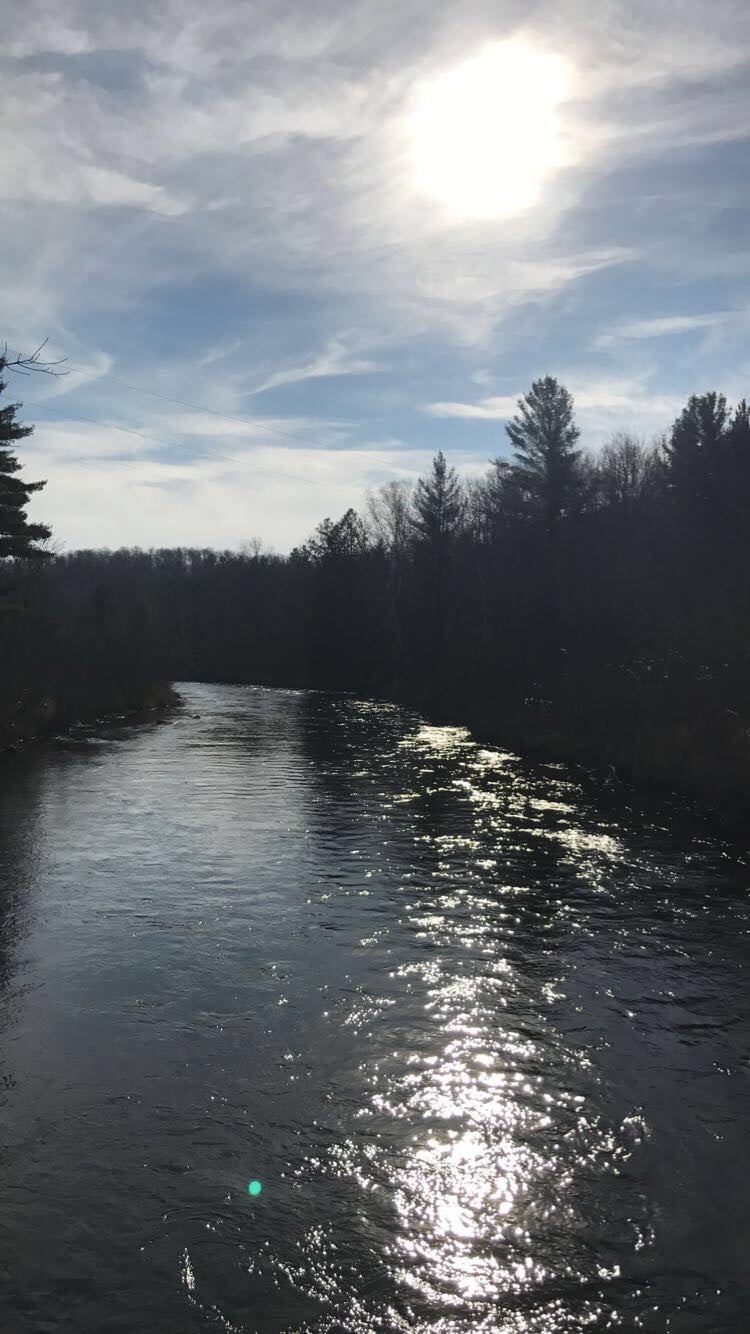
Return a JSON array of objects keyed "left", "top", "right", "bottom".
[
  {"left": 411, "top": 451, "right": 464, "bottom": 556},
  {"left": 505, "top": 377, "right": 581, "bottom": 530},
  {"left": 664, "top": 391, "right": 729, "bottom": 509},
  {"left": 0, "top": 360, "right": 51, "bottom": 560},
  {"left": 305, "top": 509, "right": 368, "bottom": 562},
  {"left": 408, "top": 452, "right": 464, "bottom": 676}
]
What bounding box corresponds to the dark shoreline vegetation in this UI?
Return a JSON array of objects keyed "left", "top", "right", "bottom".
[{"left": 3, "top": 362, "right": 750, "bottom": 821}]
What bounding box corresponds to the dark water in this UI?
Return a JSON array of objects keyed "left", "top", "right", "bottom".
[{"left": 0, "top": 685, "right": 749, "bottom": 1334}]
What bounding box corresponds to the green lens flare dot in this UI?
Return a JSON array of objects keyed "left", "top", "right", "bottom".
[{"left": 247, "top": 1180, "right": 262, "bottom": 1197}]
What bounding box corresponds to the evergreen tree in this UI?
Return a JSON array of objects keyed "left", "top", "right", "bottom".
[
  {"left": 727, "top": 398, "right": 750, "bottom": 493},
  {"left": 664, "top": 391, "right": 729, "bottom": 509},
  {"left": 408, "top": 452, "right": 464, "bottom": 678},
  {"left": 505, "top": 377, "right": 581, "bottom": 530},
  {"left": 411, "top": 451, "right": 464, "bottom": 556},
  {"left": 719, "top": 398, "right": 750, "bottom": 552},
  {"left": 0, "top": 361, "right": 51, "bottom": 560},
  {"left": 304, "top": 509, "right": 368, "bottom": 562},
  {"left": 483, "top": 457, "right": 537, "bottom": 535}
]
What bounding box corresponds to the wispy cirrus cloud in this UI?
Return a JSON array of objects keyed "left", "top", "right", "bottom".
[
  {"left": 596, "top": 314, "right": 728, "bottom": 347},
  {"left": 3, "top": 0, "right": 744, "bottom": 345},
  {"left": 1, "top": 0, "right": 749, "bottom": 547},
  {"left": 250, "top": 338, "right": 381, "bottom": 396}
]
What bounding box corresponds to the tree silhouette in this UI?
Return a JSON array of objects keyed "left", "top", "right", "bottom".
[
  {"left": 505, "top": 376, "right": 581, "bottom": 531},
  {"left": 0, "top": 360, "right": 51, "bottom": 562},
  {"left": 367, "top": 480, "right": 412, "bottom": 560},
  {"left": 406, "top": 452, "right": 465, "bottom": 680},
  {"left": 411, "top": 451, "right": 464, "bottom": 556},
  {"left": 725, "top": 398, "right": 750, "bottom": 507},
  {"left": 665, "top": 391, "right": 730, "bottom": 510},
  {"left": 596, "top": 433, "right": 666, "bottom": 516},
  {"left": 5, "top": 372, "right": 750, "bottom": 812}
]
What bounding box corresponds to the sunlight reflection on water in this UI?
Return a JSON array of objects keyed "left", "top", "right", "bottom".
[{"left": 0, "top": 689, "right": 747, "bottom": 1332}]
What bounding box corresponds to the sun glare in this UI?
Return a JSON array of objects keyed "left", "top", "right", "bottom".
[{"left": 410, "top": 40, "right": 570, "bottom": 221}]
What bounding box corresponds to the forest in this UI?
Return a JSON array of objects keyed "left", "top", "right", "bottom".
[{"left": 2, "top": 354, "right": 749, "bottom": 815}]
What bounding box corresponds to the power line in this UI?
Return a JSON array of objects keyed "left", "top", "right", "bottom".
[
  {"left": 7, "top": 345, "right": 350, "bottom": 454},
  {"left": 23, "top": 397, "right": 331, "bottom": 489}
]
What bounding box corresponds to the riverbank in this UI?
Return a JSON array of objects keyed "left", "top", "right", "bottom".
[
  {"left": 0, "top": 680, "right": 180, "bottom": 753},
  {"left": 416, "top": 663, "right": 750, "bottom": 829},
  {"left": 0, "top": 600, "right": 178, "bottom": 753}
]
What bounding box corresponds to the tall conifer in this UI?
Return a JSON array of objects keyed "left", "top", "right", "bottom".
[{"left": 0, "top": 358, "right": 50, "bottom": 559}]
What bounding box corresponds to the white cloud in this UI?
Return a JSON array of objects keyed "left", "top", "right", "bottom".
[
  {"left": 250, "top": 338, "right": 381, "bottom": 395},
  {"left": 25, "top": 420, "right": 153, "bottom": 461},
  {"left": 427, "top": 369, "right": 685, "bottom": 443},
  {"left": 427, "top": 396, "right": 518, "bottom": 421},
  {"left": 0, "top": 0, "right": 695, "bottom": 353},
  {"left": 26, "top": 429, "right": 487, "bottom": 551},
  {"left": 0, "top": 71, "right": 189, "bottom": 215},
  {"left": 80, "top": 166, "right": 187, "bottom": 215},
  {"left": 150, "top": 410, "right": 350, "bottom": 450},
  {"left": 596, "top": 314, "right": 726, "bottom": 347}
]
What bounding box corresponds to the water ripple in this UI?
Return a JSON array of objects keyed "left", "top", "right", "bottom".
[{"left": 0, "top": 685, "right": 747, "bottom": 1331}]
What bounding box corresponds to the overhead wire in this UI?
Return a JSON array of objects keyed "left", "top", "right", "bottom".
[
  {"left": 6, "top": 345, "right": 353, "bottom": 453},
  {"left": 22, "top": 396, "right": 332, "bottom": 489}
]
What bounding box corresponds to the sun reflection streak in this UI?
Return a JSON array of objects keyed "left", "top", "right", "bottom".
[
  {"left": 294, "top": 707, "right": 658, "bottom": 1329},
  {"left": 361, "top": 949, "right": 582, "bottom": 1311},
  {"left": 366, "top": 971, "right": 644, "bottom": 1323}
]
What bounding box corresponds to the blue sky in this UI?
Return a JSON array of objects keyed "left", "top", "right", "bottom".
[{"left": 2, "top": 0, "right": 749, "bottom": 551}]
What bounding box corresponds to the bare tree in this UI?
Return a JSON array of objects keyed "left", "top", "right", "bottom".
[
  {"left": 366, "top": 480, "right": 413, "bottom": 560},
  {"left": 240, "top": 537, "right": 269, "bottom": 560},
  {"left": 597, "top": 432, "right": 666, "bottom": 512}
]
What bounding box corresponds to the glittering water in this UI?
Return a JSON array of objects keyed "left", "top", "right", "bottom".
[{"left": 0, "top": 684, "right": 748, "bottom": 1333}]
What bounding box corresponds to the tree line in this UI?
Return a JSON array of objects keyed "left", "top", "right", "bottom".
[
  {"left": 2, "top": 357, "right": 749, "bottom": 811},
  {"left": 0, "top": 352, "right": 175, "bottom": 744}
]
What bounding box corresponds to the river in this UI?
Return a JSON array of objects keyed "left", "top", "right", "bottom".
[{"left": 0, "top": 683, "right": 748, "bottom": 1333}]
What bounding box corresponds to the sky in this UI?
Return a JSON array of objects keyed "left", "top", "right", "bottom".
[{"left": 2, "top": 0, "right": 749, "bottom": 552}]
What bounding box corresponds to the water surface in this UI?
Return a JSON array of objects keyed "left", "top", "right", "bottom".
[{"left": 0, "top": 683, "right": 748, "bottom": 1332}]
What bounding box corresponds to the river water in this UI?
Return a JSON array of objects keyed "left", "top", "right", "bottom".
[{"left": 0, "top": 683, "right": 748, "bottom": 1333}]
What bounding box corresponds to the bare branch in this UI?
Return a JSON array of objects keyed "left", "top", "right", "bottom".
[{"left": 1, "top": 339, "right": 69, "bottom": 377}]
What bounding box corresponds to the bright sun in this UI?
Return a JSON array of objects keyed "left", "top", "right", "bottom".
[{"left": 410, "top": 40, "right": 570, "bottom": 221}]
